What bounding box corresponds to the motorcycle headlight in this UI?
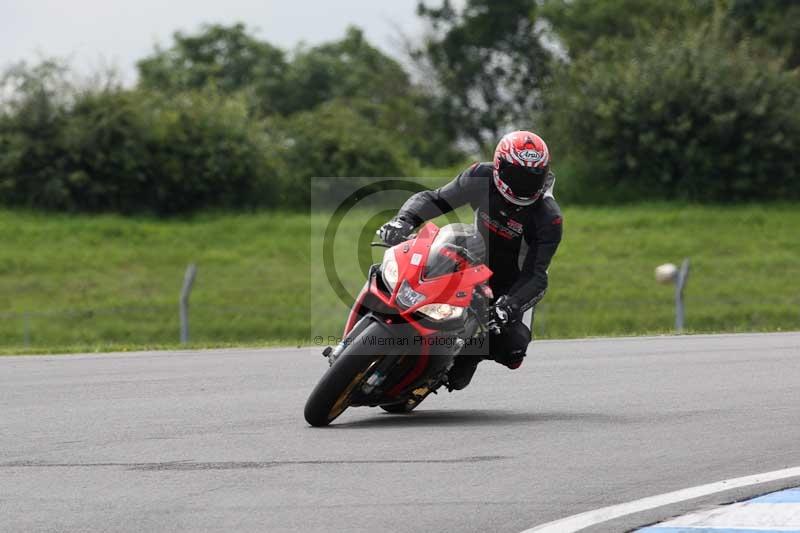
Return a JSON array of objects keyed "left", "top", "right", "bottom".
[
  {"left": 417, "top": 303, "right": 464, "bottom": 321},
  {"left": 381, "top": 249, "right": 399, "bottom": 290},
  {"left": 396, "top": 281, "right": 426, "bottom": 309}
]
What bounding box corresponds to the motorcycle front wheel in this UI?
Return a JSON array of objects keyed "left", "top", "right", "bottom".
[{"left": 304, "top": 321, "right": 384, "bottom": 426}]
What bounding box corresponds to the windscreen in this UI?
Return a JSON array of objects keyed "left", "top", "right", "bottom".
[{"left": 423, "top": 223, "right": 486, "bottom": 280}]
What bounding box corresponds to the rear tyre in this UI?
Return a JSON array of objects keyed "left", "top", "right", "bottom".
[{"left": 304, "top": 322, "right": 383, "bottom": 426}]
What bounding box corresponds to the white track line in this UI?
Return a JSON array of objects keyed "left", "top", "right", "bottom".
[{"left": 523, "top": 466, "right": 800, "bottom": 532}]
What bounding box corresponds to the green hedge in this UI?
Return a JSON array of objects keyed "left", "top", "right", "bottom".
[
  {"left": 543, "top": 26, "right": 800, "bottom": 203},
  {"left": 0, "top": 63, "right": 419, "bottom": 214},
  {"left": 0, "top": 83, "right": 279, "bottom": 214}
]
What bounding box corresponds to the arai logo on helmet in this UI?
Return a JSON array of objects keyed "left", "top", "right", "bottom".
[{"left": 517, "top": 149, "right": 543, "bottom": 162}]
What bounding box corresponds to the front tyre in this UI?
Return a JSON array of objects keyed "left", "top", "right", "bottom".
[{"left": 304, "top": 322, "right": 384, "bottom": 426}]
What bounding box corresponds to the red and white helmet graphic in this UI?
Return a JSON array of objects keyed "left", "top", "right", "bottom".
[{"left": 493, "top": 130, "right": 551, "bottom": 206}]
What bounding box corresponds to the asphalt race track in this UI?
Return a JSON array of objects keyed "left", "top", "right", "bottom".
[{"left": 2, "top": 332, "right": 799, "bottom": 532}]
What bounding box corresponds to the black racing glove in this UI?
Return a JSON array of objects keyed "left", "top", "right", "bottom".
[
  {"left": 377, "top": 217, "right": 415, "bottom": 246},
  {"left": 485, "top": 295, "right": 520, "bottom": 333}
]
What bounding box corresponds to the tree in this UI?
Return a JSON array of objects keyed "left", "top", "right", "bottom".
[
  {"left": 282, "top": 27, "right": 461, "bottom": 165},
  {"left": 0, "top": 60, "right": 280, "bottom": 215},
  {"left": 0, "top": 60, "right": 73, "bottom": 208},
  {"left": 136, "top": 24, "right": 461, "bottom": 166},
  {"left": 540, "top": 0, "right": 712, "bottom": 59},
  {"left": 282, "top": 27, "right": 410, "bottom": 114},
  {"left": 413, "top": 0, "right": 552, "bottom": 149},
  {"left": 725, "top": 0, "right": 800, "bottom": 68},
  {"left": 137, "top": 23, "right": 289, "bottom": 115},
  {"left": 281, "top": 27, "right": 461, "bottom": 166},
  {"left": 542, "top": 25, "right": 800, "bottom": 203},
  {"left": 271, "top": 101, "right": 419, "bottom": 208}
]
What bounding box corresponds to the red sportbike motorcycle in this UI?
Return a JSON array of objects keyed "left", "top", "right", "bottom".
[{"left": 304, "top": 222, "right": 496, "bottom": 427}]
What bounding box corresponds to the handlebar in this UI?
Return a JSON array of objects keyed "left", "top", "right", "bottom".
[{"left": 370, "top": 233, "right": 417, "bottom": 249}]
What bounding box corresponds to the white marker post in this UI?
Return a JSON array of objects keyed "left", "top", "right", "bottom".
[{"left": 655, "top": 258, "right": 691, "bottom": 334}]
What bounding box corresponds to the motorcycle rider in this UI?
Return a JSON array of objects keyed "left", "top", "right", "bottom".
[{"left": 378, "top": 130, "right": 563, "bottom": 390}]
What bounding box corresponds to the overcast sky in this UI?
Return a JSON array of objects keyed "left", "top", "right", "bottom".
[{"left": 1, "top": 0, "right": 434, "bottom": 83}]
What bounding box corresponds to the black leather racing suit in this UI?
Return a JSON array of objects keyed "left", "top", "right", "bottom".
[{"left": 396, "top": 162, "right": 563, "bottom": 364}]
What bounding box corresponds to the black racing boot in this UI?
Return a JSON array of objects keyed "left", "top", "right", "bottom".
[{"left": 446, "top": 354, "right": 483, "bottom": 391}]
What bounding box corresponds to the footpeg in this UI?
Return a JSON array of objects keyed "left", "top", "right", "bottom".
[{"left": 322, "top": 346, "right": 332, "bottom": 358}]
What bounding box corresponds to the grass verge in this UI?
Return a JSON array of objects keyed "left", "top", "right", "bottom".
[{"left": 1, "top": 204, "right": 797, "bottom": 353}]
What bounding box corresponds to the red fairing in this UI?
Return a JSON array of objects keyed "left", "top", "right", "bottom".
[
  {"left": 388, "top": 223, "right": 492, "bottom": 315},
  {"left": 345, "top": 223, "right": 493, "bottom": 396},
  {"left": 342, "top": 282, "right": 369, "bottom": 337}
]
